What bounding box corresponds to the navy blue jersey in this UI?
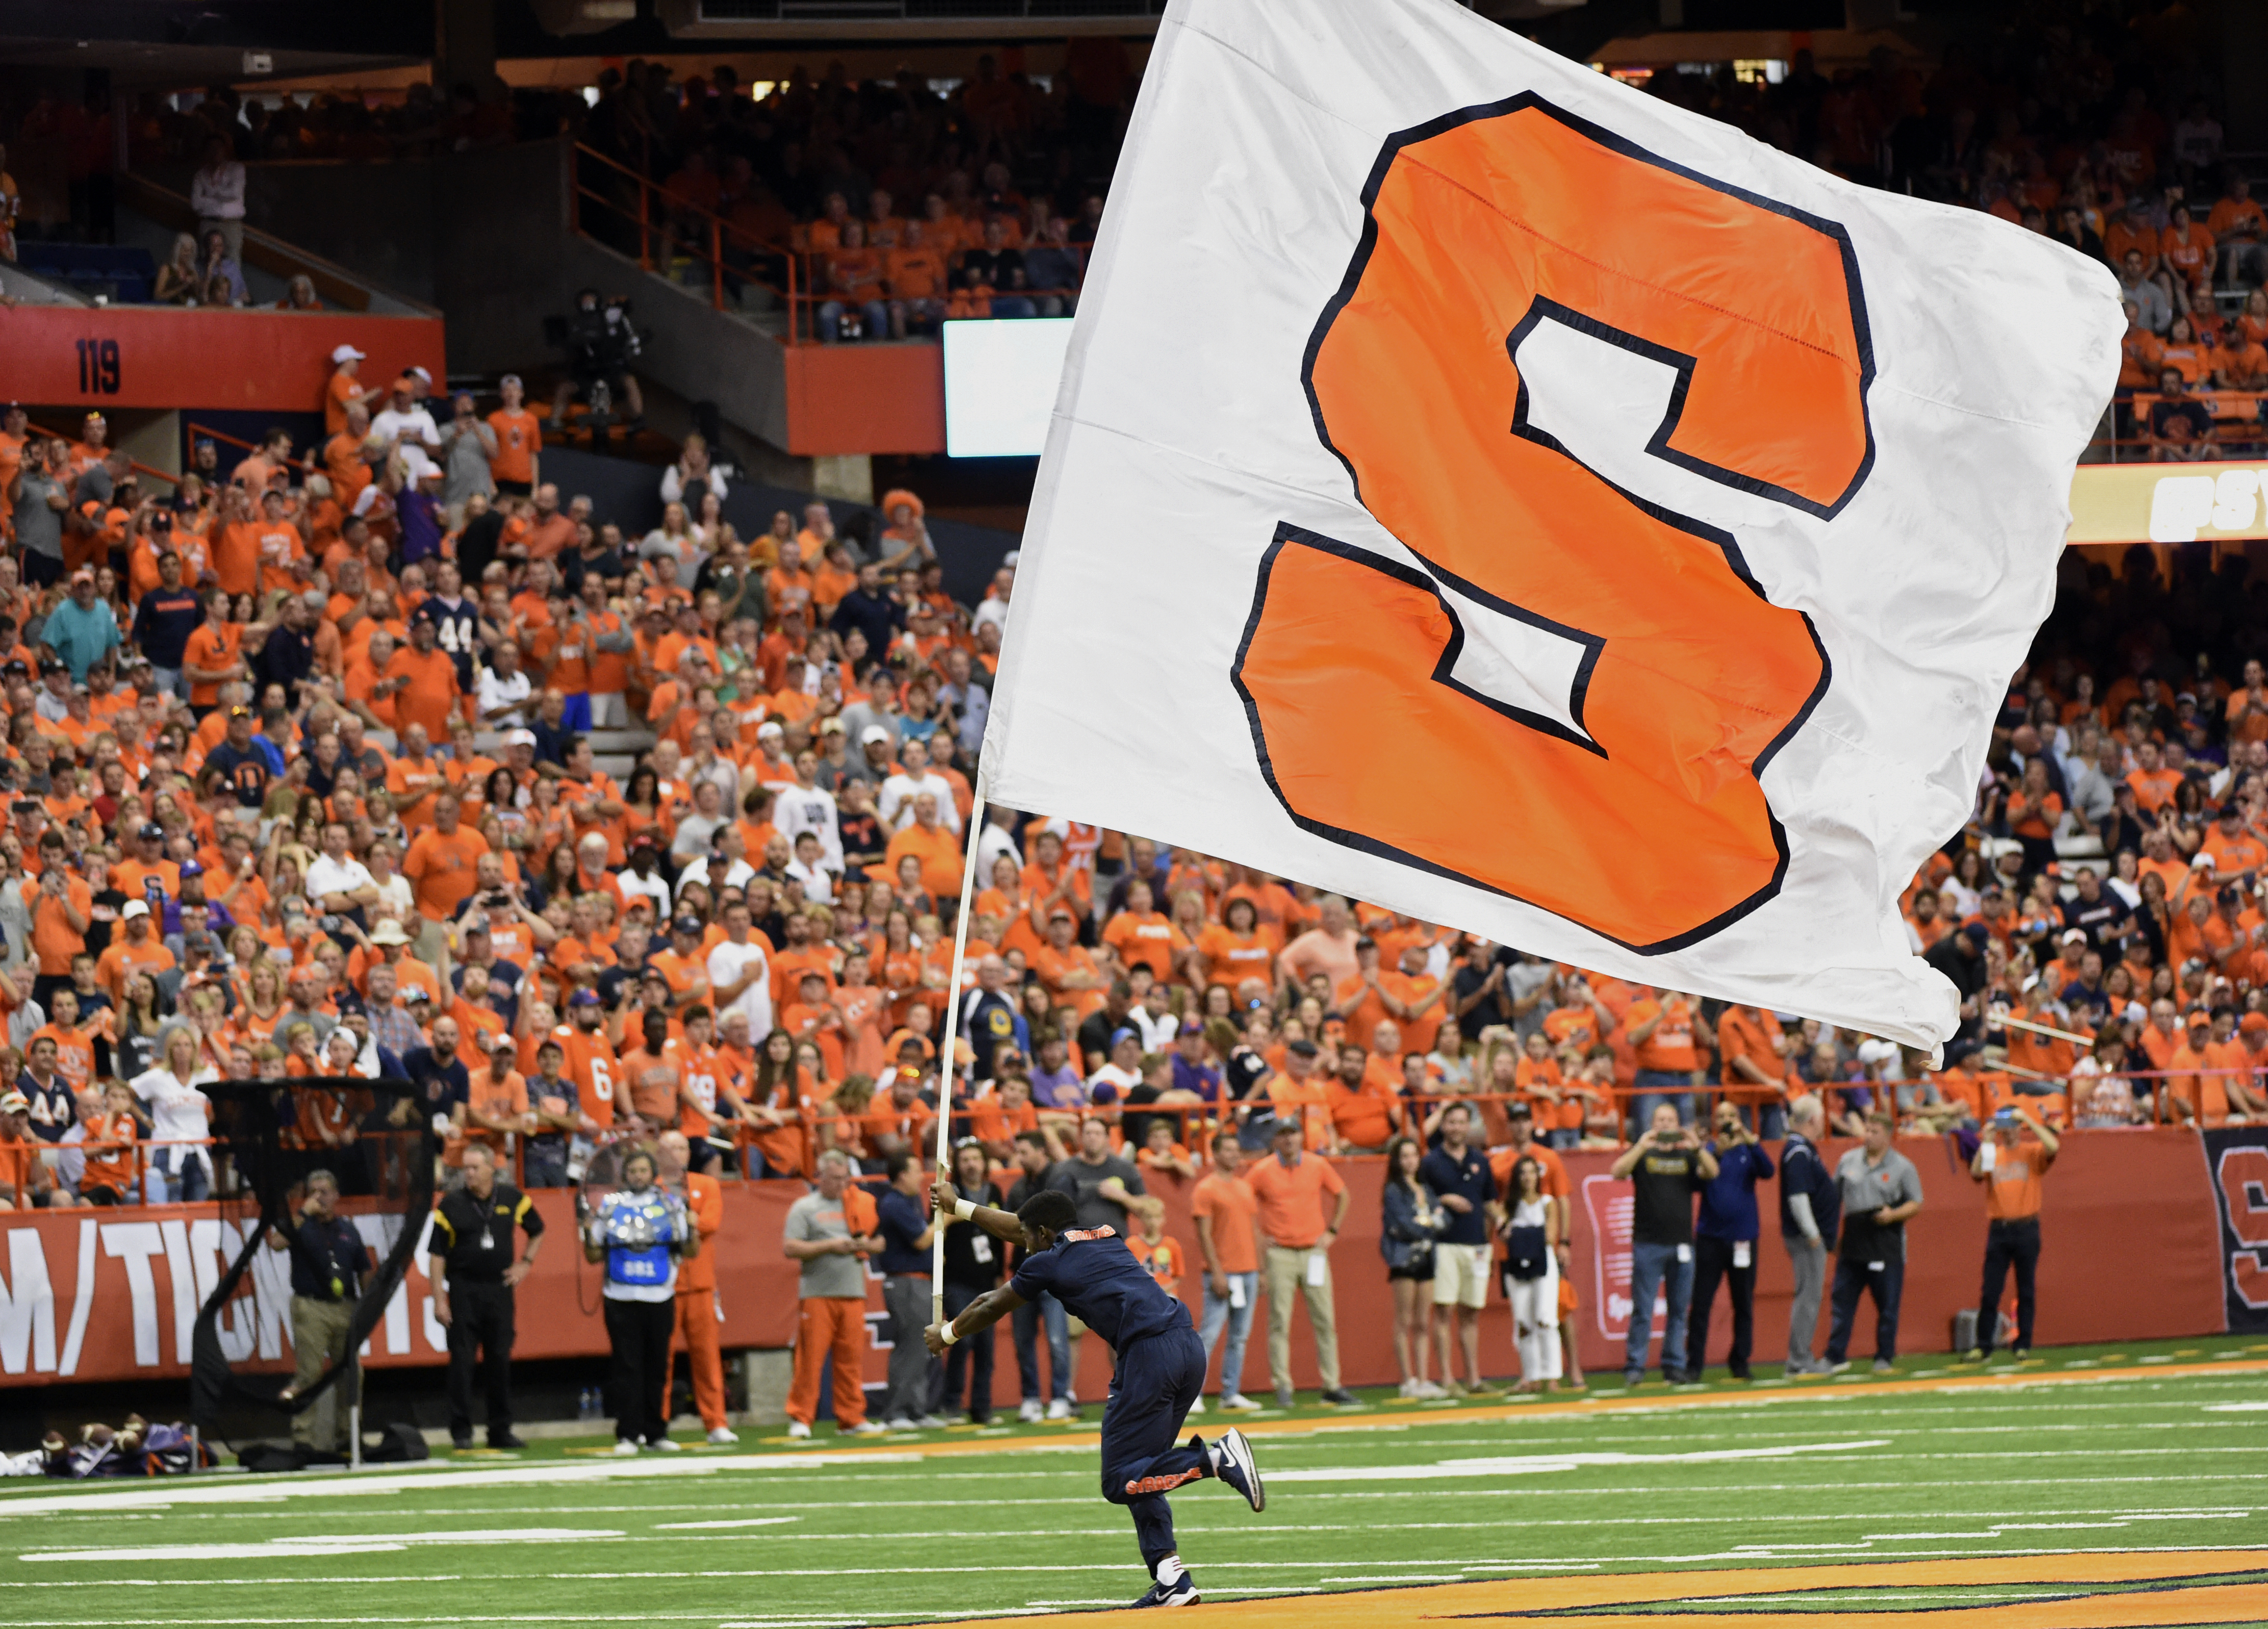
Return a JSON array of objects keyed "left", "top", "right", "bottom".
[
  {"left": 415, "top": 595, "right": 482, "bottom": 690},
  {"left": 1010, "top": 1226, "right": 1192, "bottom": 1351}
]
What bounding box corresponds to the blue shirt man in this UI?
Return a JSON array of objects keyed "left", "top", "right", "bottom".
[
  {"left": 41, "top": 575, "right": 121, "bottom": 682},
  {"left": 924, "top": 1182, "right": 1267, "bottom": 1608},
  {"left": 133, "top": 568, "right": 203, "bottom": 674},
  {"left": 1685, "top": 1104, "right": 1777, "bottom": 1382},
  {"left": 1418, "top": 1109, "right": 1493, "bottom": 1248},
  {"left": 875, "top": 1156, "right": 941, "bottom": 1427}
]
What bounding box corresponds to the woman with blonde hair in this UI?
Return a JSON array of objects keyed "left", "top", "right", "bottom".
[
  {"left": 154, "top": 232, "right": 202, "bottom": 304},
  {"left": 132, "top": 1022, "right": 219, "bottom": 1204}
]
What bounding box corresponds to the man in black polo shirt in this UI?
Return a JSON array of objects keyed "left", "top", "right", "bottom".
[
  {"left": 427, "top": 1141, "right": 544, "bottom": 1450},
  {"left": 1609, "top": 1102, "right": 1717, "bottom": 1388},
  {"left": 264, "top": 1168, "right": 372, "bottom": 1457},
  {"left": 132, "top": 550, "right": 202, "bottom": 703},
  {"left": 1418, "top": 1102, "right": 1496, "bottom": 1397}
]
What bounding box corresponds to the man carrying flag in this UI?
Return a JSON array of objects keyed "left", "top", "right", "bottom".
[{"left": 924, "top": 1178, "right": 1265, "bottom": 1607}]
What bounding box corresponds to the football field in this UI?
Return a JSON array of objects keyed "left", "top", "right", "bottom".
[{"left": 5, "top": 1334, "right": 2266, "bottom": 1629}]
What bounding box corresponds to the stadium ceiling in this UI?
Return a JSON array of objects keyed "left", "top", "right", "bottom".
[
  {"left": 647, "top": 0, "right": 1168, "bottom": 42},
  {"left": 0, "top": 0, "right": 428, "bottom": 83}
]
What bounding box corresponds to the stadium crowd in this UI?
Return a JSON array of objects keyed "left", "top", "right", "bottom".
[
  {"left": 0, "top": 10, "right": 2257, "bottom": 1428},
  {"left": 0, "top": 342, "right": 2246, "bottom": 1419}
]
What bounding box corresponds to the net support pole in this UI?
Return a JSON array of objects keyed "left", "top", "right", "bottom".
[
  {"left": 932, "top": 766, "right": 993, "bottom": 1329},
  {"left": 349, "top": 1404, "right": 362, "bottom": 1471}
]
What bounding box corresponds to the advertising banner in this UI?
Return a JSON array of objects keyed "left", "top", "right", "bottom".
[{"left": 2203, "top": 1127, "right": 2268, "bottom": 1333}]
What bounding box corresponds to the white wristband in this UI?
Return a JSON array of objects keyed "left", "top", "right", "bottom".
[
  {"left": 953, "top": 1198, "right": 976, "bottom": 1220},
  {"left": 939, "top": 1318, "right": 960, "bottom": 1345}
]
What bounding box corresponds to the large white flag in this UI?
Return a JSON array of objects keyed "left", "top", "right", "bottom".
[{"left": 980, "top": 0, "right": 2122, "bottom": 1049}]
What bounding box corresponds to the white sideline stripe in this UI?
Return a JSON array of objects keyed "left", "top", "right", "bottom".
[
  {"left": 24, "top": 1480, "right": 2264, "bottom": 1523},
  {"left": 22, "top": 1529, "right": 622, "bottom": 1564},
  {"left": 3, "top": 1362, "right": 2254, "bottom": 1518},
  {"left": 0, "top": 1545, "right": 2250, "bottom": 1612},
  {"left": 0, "top": 1543, "right": 2242, "bottom": 1615},
  {"left": 654, "top": 1517, "right": 802, "bottom": 1530},
  {"left": 2205, "top": 1402, "right": 2268, "bottom": 1412},
  {"left": 0, "top": 1509, "right": 2244, "bottom": 1579},
  {"left": 7, "top": 1397, "right": 2242, "bottom": 1522},
  {"left": 1265, "top": 1440, "right": 1889, "bottom": 1483},
  {"left": 0, "top": 1453, "right": 924, "bottom": 1518}
]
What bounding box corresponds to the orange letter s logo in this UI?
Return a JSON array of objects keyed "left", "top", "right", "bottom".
[{"left": 1233, "top": 95, "right": 1874, "bottom": 953}]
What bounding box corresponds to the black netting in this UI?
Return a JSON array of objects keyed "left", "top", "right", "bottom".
[{"left": 189, "top": 1077, "right": 429, "bottom": 1439}]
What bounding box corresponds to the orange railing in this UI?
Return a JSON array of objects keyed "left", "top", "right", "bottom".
[
  {"left": 24, "top": 420, "right": 182, "bottom": 491},
  {"left": 569, "top": 142, "right": 806, "bottom": 338},
  {"left": 2087, "top": 387, "right": 2268, "bottom": 462},
  {"left": 565, "top": 142, "right": 1088, "bottom": 346},
  {"left": 184, "top": 421, "right": 317, "bottom": 487},
  {"left": 46, "top": 1064, "right": 2247, "bottom": 1210}
]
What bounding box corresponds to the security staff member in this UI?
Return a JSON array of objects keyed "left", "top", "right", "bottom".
[{"left": 427, "top": 1142, "right": 544, "bottom": 1450}]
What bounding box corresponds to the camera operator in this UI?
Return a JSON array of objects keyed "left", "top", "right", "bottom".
[
  {"left": 1609, "top": 1102, "right": 1717, "bottom": 1387},
  {"left": 553, "top": 289, "right": 646, "bottom": 430},
  {"left": 265, "top": 1169, "right": 371, "bottom": 1457}
]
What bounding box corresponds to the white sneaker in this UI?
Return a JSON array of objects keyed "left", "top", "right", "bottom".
[
  {"left": 1397, "top": 1378, "right": 1417, "bottom": 1397},
  {"left": 1188, "top": 1395, "right": 1207, "bottom": 1415},
  {"left": 1046, "top": 1399, "right": 1073, "bottom": 1421},
  {"left": 1221, "top": 1393, "right": 1263, "bottom": 1411},
  {"left": 786, "top": 1421, "right": 812, "bottom": 1440},
  {"left": 707, "top": 1427, "right": 740, "bottom": 1446},
  {"left": 847, "top": 1420, "right": 888, "bottom": 1436},
  {"left": 914, "top": 1415, "right": 948, "bottom": 1429},
  {"left": 1415, "top": 1380, "right": 1448, "bottom": 1399},
  {"left": 609, "top": 1438, "right": 640, "bottom": 1456},
  {"left": 1018, "top": 1399, "right": 1044, "bottom": 1423},
  {"left": 881, "top": 1417, "right": 917, "bottom": 1432},
  {"left": 649, "top": 1436, "right": 682, "bottom": 1452}
]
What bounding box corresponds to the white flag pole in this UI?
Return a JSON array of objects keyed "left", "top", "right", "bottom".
[{"left": 931, "top": 767, "right": 992, "bottom": 1329}]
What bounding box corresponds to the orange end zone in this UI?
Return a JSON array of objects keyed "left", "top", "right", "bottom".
[{"left": 924, "top": 1550, "right": 2268, "bottom": 1629}]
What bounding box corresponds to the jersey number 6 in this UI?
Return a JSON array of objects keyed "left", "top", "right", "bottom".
[{"left": 1232, "top": 95, "right": 1874, "bottom": 953}]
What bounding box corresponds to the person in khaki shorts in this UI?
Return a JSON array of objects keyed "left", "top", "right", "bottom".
[
  {"left": 1245, "top": 1119, "right": 1355, "bottom": 1407},
  {"left": 1418, "top": 1102, "right": 1497, "bottom": 1396}
]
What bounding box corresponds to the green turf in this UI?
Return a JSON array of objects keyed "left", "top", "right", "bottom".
[{"left": 3, "top": 1332, "right": 2265, "bottom": 1627}]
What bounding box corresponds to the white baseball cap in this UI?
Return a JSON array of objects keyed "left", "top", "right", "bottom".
[
  {"left": 860, "top": 726, "right": 890, "bottom": 747},
  {"left": 330, "top": 343, "right": 366, "bottom": 364},
  {"left": 121, "top": 899, "right": 150, "bottom": 920}
]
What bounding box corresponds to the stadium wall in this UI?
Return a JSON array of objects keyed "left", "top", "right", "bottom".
[{"left": 0, "top": 1130, "right": 2245, "bottom": 1392}]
